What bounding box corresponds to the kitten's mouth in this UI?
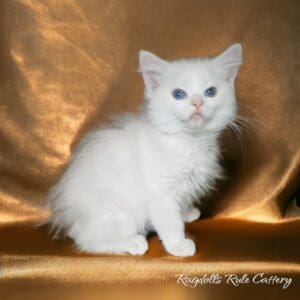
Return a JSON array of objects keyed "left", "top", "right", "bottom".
[{"left": 190, "top": 112, "right": 204, "bottom": 120}]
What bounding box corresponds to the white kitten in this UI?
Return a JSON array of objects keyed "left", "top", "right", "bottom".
[{"left": 47, "top": 44, "right": 242, "bottom": 256}]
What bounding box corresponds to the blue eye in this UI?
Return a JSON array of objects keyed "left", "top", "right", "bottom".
[
  {"left": 204, "top": 87, "right": 217, "bottom": 97},
  {"left": 172, "top": 89, "right": 187, "bottom": 100}
]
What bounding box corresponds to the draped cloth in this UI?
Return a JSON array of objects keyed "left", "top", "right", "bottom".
[{"left": 0, "top": 0, "right": 299, "bottom": 299}]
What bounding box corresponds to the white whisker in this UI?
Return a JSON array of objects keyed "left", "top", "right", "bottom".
[
  {"left": 237, "top": 103, "right": 274, "bottom": 136},
  {"left": 226, "top": 117, "right": 247, "bottom": 165}
]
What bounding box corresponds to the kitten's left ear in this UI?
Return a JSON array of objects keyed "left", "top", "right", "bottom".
[
  {"left": 139, "top": 50, "right": 169, "bottom": 93},
  {"left": 212, "top": 43, "right": 243, "bottom": 83}
]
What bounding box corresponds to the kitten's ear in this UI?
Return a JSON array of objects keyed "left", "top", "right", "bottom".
[
  {"left": 212, "top": 43, "right": 242, "bottom": 83},
  {"left": 139, "top": 50, "right": 169, "bottom": 92}
]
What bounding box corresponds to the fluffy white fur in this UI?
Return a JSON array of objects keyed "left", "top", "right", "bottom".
[{"left": 47, "top": 44, "right": 242, "bottom": 256}]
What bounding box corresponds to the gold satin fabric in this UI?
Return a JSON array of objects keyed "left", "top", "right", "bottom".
[{"left": 0, "top": 0, "right": 299, "bottom": 299}]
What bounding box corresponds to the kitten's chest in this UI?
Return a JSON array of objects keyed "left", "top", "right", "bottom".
[
  {"left": 165, "top": 138, "right": 220, "bottom": 197},
  {"left": 180, "top": 142, "right": 218, "bottom": 179},
  {"left": 145, "top": 133, "right": 221, "bottom": 198}
]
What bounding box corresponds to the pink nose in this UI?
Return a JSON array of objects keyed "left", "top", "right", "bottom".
[{"left": 191, "top": 98, "right": 203, "bottom": 109}]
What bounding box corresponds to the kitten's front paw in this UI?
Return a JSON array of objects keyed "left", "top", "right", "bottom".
[
  {"left": 183, "top": 207, "right": 201, "bottom": 223},
  {"left": 164, "top": 238, "right": 196, "bottom": 257}
]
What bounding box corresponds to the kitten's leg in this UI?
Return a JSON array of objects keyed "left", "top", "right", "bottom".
[
  {"left": 69, "top": 210, "right": 148, "bottom": 255},
  {"left": 182, "top": 205, "right": 201, "bottom": 223},
  {"left": 149, "top": 198, "right": 196, "bottom": 257}
]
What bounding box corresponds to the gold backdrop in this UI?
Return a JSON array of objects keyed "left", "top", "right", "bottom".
[{"left": 0, "top": 0, "right": 299, "bottom": 299}]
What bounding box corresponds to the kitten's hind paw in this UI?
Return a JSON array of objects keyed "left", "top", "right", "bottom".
[
  {"left": 126, "top": 235, "right": 148, "bottom": 255},
  {"left": 183, "top": 207, "right": 201, "bottom": 223},
  {"left": 164, "top": 238, "right": 196, "bottom": 257}
]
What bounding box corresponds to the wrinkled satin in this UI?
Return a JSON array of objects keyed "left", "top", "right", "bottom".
[{"left": 0, "top": 0, "right": 299, "bottom": 299}]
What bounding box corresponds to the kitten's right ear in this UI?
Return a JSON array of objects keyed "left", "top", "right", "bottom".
[{"left": 139, "top": 50, "right": 169, "bottom": 92}]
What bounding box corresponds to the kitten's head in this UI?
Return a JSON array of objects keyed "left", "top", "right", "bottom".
[{"left": 139, "top": 44, "right": 242, "bottom": 135}]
